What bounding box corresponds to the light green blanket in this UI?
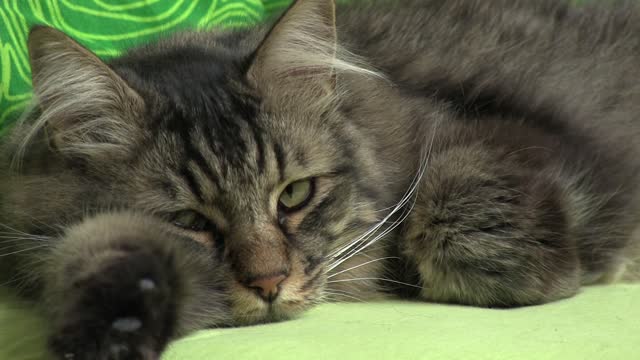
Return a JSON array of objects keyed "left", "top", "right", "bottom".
[{"left": 1, "top": 284, "right": 638, "bottom": 359}]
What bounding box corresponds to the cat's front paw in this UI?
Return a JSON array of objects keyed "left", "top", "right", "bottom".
[
  {"left": 49, "top": 248, "right": 177, "bottom": 360},
  {"left": 398, "top": 146, "right": 580, "bottom": 306}
]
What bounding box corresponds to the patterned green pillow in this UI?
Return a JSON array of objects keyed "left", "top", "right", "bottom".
[{"left": 0, "top": 0, "right": 292, "bottom": 135}]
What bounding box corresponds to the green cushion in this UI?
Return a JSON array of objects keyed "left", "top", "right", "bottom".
[
  {"left": 1, "top": 284, "right": 638, "bottom": 359},
  {"left": 0, "top": 0, "right": 291, "bottom": 135}
]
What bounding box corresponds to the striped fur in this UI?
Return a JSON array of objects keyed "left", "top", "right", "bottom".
[{"left": 1, "top": 0, "right": 640, "bottom": 358}]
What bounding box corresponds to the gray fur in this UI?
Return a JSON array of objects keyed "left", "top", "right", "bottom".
[{"left": 1, "top": 0, "right": 639, "bottom": 358}]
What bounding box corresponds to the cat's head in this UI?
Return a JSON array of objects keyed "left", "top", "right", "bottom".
[{"left": 19, "top": 0, "right": 394, "bottom": 324}]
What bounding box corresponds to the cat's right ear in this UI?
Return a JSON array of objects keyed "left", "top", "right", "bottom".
[
  {"left": 247, "top": 0, "right": 338, "bottom": 104},
  {"left": 27, "top": 26, "right": 144, "bottom": 158}
]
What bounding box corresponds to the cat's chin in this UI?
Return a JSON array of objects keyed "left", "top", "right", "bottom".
[
  {"left": 230, "top": 301, "right": 310, "bottom": 326},
  {"left": 228, "top": 282, "right": 320, "bottom": 326},
  {"left": 228, "top": 251, "right": 327, "bottom": 325}
]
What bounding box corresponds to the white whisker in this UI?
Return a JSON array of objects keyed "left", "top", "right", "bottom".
[
  {"left": 327, "top": 256, "right": 399, "bottom": 279},
  {"left": 327, "top": 141, "right": 431, "bottom": 260},
  {"left": 0, "top": 235, "right": 49, "bottom": 242},
  {"left": 0, "top": 245, "right": 49, "bottom": 257},
  {"left": 324, "top": 291, "right": 366, "bottom": 302},
  {"left": 326, "top": 118, "right": 441, "bottom": 274},
  {"left": 327, "top": 277, "right": 425, "bottom": 290},
  {"left": 327, "top": 201, "right": 416, "bottom": 272},
  {"left": 0, "top": 224, "right": 38, "bottom": 238},
  {"left": 327, "top": 167, "right": 425, "bottom": 271}
]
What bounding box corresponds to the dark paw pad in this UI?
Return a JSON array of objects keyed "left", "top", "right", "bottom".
[
  {"left": 112, "top": 317, "right": 143, "bottom": 333},
  {"left": 49, "top": 250, "right": 177, "bottom": 360}
]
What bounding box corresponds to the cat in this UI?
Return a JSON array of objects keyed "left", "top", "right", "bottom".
[{"left": 2, "top": 0, "right": 640, "bottom": 358}]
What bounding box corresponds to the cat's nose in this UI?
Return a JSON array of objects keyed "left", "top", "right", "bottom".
[{"left": 247, "top": 274, "right": 287, "bottom": 302}]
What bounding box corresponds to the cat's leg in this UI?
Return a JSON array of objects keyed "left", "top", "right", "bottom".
[
  {"left": 36, "top": 212, "right": 229, "bottom": 360},
  {"left": 399, "top": 143, "right": 581, "bottom": 307}
]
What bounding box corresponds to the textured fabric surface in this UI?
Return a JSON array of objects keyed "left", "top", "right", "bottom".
[
  {"left": 0, "top": 284, "right": 638, "bottom": 359},
  {"left": 0, "top": 0, "right": 291, "bottom": 135}
]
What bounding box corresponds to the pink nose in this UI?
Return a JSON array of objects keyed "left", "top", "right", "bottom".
[{"left": 248, "top": 274, "right": 287, "bottom": 302}]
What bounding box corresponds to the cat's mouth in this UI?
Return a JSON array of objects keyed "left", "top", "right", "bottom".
[
  {"left": 234, "top": 300, "right": 306, "bottom": 325},
  {"left": 229, "top": 255, "right": 326, "bottom": 325},
  {"left": 229, "top": 284, "right": 323, "bottom": 325}
]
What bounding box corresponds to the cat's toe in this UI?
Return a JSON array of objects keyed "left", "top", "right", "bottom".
[
  {"left": 49, "top": 250, "right": 177, "bottom": 360},
  {"left": 138, "top": 278, "right": 157, "bottom": 292},
  {"left": 112, "top": 317, "right": 143, "bottom": 333},
  {"left": 108, "top": 343, "right": 131, "bottom": 358}
]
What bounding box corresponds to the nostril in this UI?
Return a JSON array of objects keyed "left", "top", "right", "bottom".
[{"left": 247, "top": 274, "right": 287, "bottom": 302}]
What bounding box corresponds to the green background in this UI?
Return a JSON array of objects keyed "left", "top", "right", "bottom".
[{"left": 0, "top": 0, "right": 291, "bottom": 135}]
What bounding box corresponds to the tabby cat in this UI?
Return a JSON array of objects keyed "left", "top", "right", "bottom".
[{"left": 1, "top": 0, "right": 639, "bottom": 358}]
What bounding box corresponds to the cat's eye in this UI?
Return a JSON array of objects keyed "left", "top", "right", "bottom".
[
  {"left": 278, "top": 179, "right": 314, "bottom": 212},
  {"left": 171, "top": 210, "right": 210, "bottom": 232}
]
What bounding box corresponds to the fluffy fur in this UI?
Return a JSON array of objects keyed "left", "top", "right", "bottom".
[{"left": 1, "top": 0, "right": 639, "bottom": 358}]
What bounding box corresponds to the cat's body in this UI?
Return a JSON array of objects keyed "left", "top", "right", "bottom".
[
  {"left": 337, "top": 0, "right": 640, "bottom": 302},
  {"left": 1, "top": 0, "right": 639, "bottom": 358}
]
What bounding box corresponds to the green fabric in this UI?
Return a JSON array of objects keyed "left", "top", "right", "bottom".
[
  {"left": 1, "top": 284, "right": 638, "bottom": 359},
  {"left": 0, "top": 0, "right": 292, "bottom": 135}
]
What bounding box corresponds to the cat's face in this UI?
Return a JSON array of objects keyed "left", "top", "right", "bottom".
[
  {"left": 112, "top": 82, "right": 375, "bottom": 324},
  {"left": 22, "top": 0, "right": 388, "bottom": 324}
]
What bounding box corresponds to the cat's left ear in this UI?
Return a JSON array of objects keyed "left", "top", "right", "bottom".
[
  {"left": 247, "top": 0, "right": 337, "bottom": 101},
  {"left": 28, "top": 26, "right": 144, "bottom": 159}
]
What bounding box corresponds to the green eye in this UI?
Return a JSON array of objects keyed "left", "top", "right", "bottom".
[
  {"left": 171, "top": 210, "right": 210, "bottom": 232},
  {"left": 278, "top": 179, "right": 314, "bottom": 212}
]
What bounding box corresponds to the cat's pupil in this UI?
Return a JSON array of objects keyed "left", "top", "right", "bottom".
[
  {"left": 212, "top": 226, "right": 226, "bottom": 255},
  {"left": 191, "top": 217, "right": 207, "bottom": 231},
  {"left": 172, "top": 210, "right": 209, "bottom": 232}
]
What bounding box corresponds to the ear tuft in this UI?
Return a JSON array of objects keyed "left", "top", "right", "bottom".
[
  {"left": 248, "top": 0, "right": 383, "bottom": 108},
  {"left": 24, "top": 26, "right": 144, "bottom": 160},
  {"left": 248, "top": 0, "right": 339, "bottom": 99}
]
